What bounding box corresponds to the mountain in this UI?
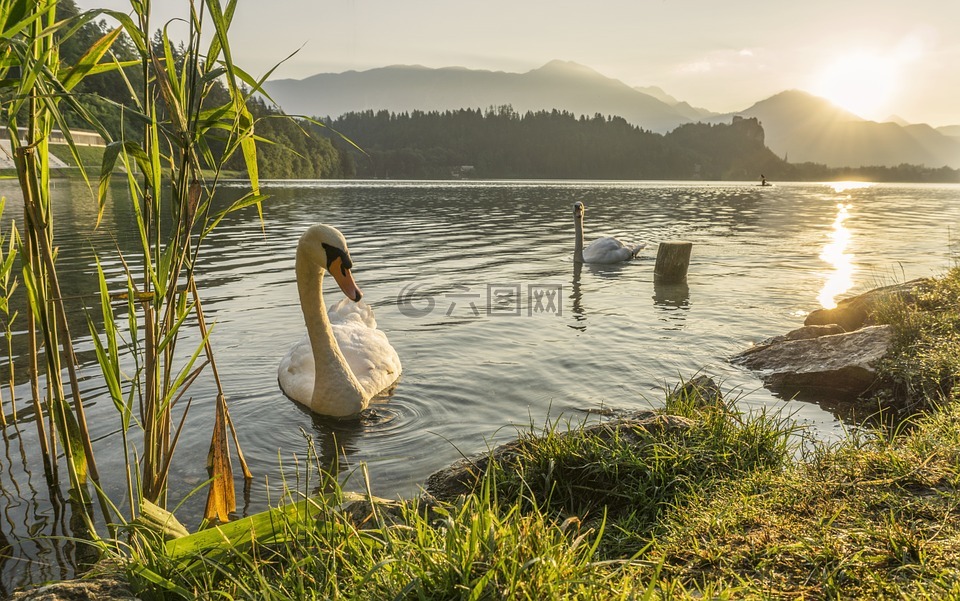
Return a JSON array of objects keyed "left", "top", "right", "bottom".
[
  {"left": 712, "top": 91, "right": 960, "bottom": 169},
  {"left": 264, "top": 60, "right": 695, "bottom": 134},
  {"left": 266, "top": 61, "right": 960, "bottom": 170},
  {"left": 939, "top": 125, "right": 960, "bottom": 139},
  {"left": 633, "top": 85, "right": 717, "bottom": 121}
]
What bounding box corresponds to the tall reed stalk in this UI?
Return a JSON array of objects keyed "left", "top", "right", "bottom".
[
  {"left": 92, "top": 0, "right": 261, "bottom": 521},
  {"left": 0, "top": 200, "right": 17, "bottom": 429},
  {"left": 1, "top": 0, "right": 119, "bottom": 524}
]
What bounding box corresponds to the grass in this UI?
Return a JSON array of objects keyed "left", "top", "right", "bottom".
[
  {"left": 49, "top": 143, "right": 106, "bottom": 171},
  {"left": 92, "top": 373, "right": 957, "bottom": 600},
  {"left": 872, "top": 267, "right": 960, "bottom": 411},
  {"left": 117, "top": 440, "right": 662, "bottom": 600},
  {"left": 649, "top": 406, "right": 960, "bottom": 599},
  {"left": 475, "top": 379, "right": 795, "bottom": 561},
  {"left": 55, "top": 270, "right": 960, "bottom": 599}
]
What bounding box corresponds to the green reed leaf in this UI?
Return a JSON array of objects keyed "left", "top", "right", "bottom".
[
  {"left": 60, "top": 25, "right": 123, "bottom": 91},
  {"left": 0, "top": 0, "right": 43, "bottom": 39}
]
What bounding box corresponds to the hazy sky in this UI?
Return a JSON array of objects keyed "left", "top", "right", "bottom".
[{"left": 79, "top": 0, "right": 960, "bottom": 126}]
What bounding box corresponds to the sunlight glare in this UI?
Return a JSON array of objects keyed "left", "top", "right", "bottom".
[
  {"left": 830, "top": 181, "right": 873, "bottom": 193},
  {"left": 813, "top": 52, "right": 897, "bottom": 120},
  {"left": 817, "top": 203, "right": 854, "bottom": 309}
]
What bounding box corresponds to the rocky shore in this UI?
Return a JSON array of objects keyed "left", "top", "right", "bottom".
[{"left": 731, "top": 279, "right": 927, "bottom": 409}]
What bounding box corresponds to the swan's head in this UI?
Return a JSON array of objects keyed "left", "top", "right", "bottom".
[
  {"left": 573, "top": 201, "right": 585, "bottom": 218},
  {"left": 299, "top": 224, "right": 363, "bottom": 302}
]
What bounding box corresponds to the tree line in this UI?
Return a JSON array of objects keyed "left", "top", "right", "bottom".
[
  {"left": 320, "top": 108, "right": 786, "bottom": 181},
  {"left": 320, "top": 108, "right": 960, "bottom": 183}
]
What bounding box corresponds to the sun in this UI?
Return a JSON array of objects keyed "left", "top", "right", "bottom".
[{"left": 811, "top": 52, "right": 899, "bottom": 120}]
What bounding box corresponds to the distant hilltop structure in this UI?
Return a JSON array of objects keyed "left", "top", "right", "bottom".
[
  {"left": 7, "top": 126, "right": 106, "bottom": 147},
  {"left": 731, "top": 116, "right": 765, "bottom": 145},
  {"left": 1, "top": 127, "right": 106, "bottom": 170}
]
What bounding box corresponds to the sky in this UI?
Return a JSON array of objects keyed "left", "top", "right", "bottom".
[{"left": 78, "top": 0, "right": 960, "bottom": 127}]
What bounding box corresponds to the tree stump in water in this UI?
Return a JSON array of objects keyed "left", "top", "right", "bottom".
[{"left": 654, "top": 241, "right": 692, "bottom": 283}]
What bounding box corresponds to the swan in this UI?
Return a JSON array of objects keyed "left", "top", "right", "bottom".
[
  {"left": 573, "top": 201, "right": 645, "bottom": 264},
  {"left": 278, "top": 224, "right": 402, "bottom": 417}
]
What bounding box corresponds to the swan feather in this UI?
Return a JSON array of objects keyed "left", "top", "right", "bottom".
[
  {"left": 582, "top": 237, "right": 646, "bottom": 264},
  {"left": 279, "top": 299, "right": 401, "bottom": 407}
]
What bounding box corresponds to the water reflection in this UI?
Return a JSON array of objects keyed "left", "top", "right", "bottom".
[
  {"left": 653, "top": 280, "right": 690, "bottom": 309},
  {"left": 817, "top": 203, "right": 854, "bottom": 309},
  {"left": 830, "top": 181, "right": 873, "bottom": 194},
  {"left": 569, "top": 261, "right": 586, "bottom": 331},
  {"left": 306, "top": 412, "right": 364, "bottom": 490}
]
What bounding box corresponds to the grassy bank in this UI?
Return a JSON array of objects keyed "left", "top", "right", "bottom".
[
  {"left": 873, "top": 267, "right": 960, "bottom": 411},
  {"left": 72, "top": 272, "right": 960, "bottom": 599},
  {"left": 102, "top": 386, "right": 958, "bottom": 599}
]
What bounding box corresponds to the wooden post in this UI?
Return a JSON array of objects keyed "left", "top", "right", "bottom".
[{"left": 654, "top": 241, "right": 692, "bottom": 283}]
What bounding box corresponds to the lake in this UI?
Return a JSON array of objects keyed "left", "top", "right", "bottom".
[{"left": 1, "top": 179, "right": 958, "bottom": 590}]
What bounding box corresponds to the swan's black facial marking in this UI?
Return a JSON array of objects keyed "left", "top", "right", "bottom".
[{"left": 321, "top": 242, "right": 353, "bottom": 276}]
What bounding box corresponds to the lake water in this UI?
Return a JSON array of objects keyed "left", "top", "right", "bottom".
[{"left": 0, "top": 179, "right": 958, "bottom": 590}]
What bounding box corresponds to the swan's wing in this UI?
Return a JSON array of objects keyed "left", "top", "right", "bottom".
[
  {"left": 280, "top": 300, "right": 401, "bottom": 402},
  {"left": 279, "top": 324, "right": 402, "bottom": 403},
  {"left": 583, "top": 237, "right": 626, "bottom": 263},
  {"left": 333, "top": 322, "right": 402, "bottom": 398},
  {"left": 328, "top": 297, "right": 378, "bottom": 328},
  {"left": 278, "top": 335, "right": 314, "bottom": 405}
]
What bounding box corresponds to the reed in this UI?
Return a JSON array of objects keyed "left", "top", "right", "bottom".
[
  {"left": 2, "top": 0, "right": 265, "bottom": 534},
  {"left": 1, "top": 0, "right": 120, "bottom": 522},
  {"left": 90, "top": 0, "right": 263, "bottom": 520},
  {"left": 0, "top": 199, "right": 18, "bottom": 427}
]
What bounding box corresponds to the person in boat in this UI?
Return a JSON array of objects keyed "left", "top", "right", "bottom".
[{"left": 760, "top": 174, "right": 768, "bottom": 186}]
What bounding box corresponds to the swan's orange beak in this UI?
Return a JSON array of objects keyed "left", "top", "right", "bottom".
[{"left": 329, "top": 257, "right": 363, "bottom": 302}]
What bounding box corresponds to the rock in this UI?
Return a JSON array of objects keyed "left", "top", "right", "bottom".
[
  {"left": 668, "top": 375, "right": 724, "bottom": 409},
  {"left": 766, "top": 324, "right": 846, "bottom": 344},
  {"left": 736, "top": 324, "right": 847, "bottom": 360},
  {"left": 6, "top": 575, "right": 139, "bottom": 601},
  {"left": 804, "top": 278, "right": 928, "bottom": 331},
  {"left": 340, "top": 493, "right": 407, "bottom": 529},
  {"left": 732, "top": 325, "right": 893, "bottom": 396}
]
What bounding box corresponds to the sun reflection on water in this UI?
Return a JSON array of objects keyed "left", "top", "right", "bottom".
[
  {"left": 817, "top": 203, "right": 854, "bottom": 309},
  {"left": 830, "top": 181, "right": 872, "bottom": 193}
]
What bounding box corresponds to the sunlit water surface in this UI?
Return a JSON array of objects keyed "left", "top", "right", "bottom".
[{"left": 0, "top": 179, "right": 958, "bottom": 590}]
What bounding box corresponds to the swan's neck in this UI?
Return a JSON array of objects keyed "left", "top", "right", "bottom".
[
  {"left": 296, "top": 249, "right": 365, "bottom": 416},
  {"left": 574, "top": 212, "right": 585, "bottom": 263}
]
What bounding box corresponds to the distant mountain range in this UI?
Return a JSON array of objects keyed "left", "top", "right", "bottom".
[
  {"left": 264, "top": 60, "right": 960, "bottom": 170},
  {"left": 708, "top": 91, "right": 960, "bottom": 169}
]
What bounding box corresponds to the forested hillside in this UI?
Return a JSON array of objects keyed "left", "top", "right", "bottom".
[
  {"left": 323, "top": 108, "right": 785, "bottom": 180},
  {"left": 322, "top": 108, "right": 960, "bottom": 182}
]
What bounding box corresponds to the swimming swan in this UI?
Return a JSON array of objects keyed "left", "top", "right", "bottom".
[
  {"left": 573, "top": 201, "right": 645, "bottom": 264},
  {"left": 278, "top": 224, "right": 402, "bottom": 417}
]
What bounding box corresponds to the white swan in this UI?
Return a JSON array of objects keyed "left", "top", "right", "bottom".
[
  {"left": 573, "top": 201, "right": 645, "bottom": 264},
  {"left": 278, "top": 224, "right": 402, "bottom": 417}
]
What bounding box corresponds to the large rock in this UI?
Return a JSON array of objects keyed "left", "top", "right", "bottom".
[
  {"left": 732, "top": 325, "right": 893, "bottom": 396},
  {"left": 804, "top": 278, "right": 928, "bottom": 331},
  {"left": 758, "top": 324, "right": 846, "bottom": 346},
  {"left": 5, "top": 575, "right": 139, "bottom": 601}
]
